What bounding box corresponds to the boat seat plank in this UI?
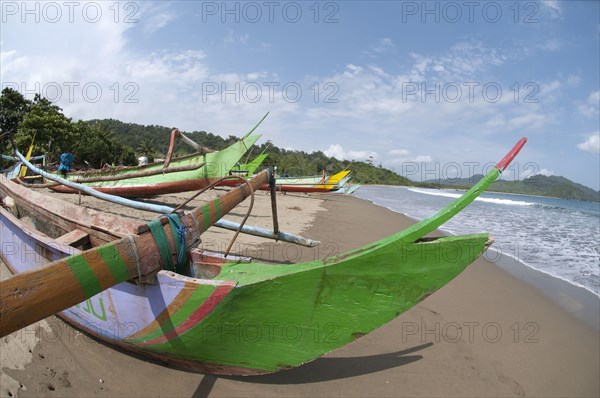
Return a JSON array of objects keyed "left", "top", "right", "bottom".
[
  {"left": 55, "top": 229, "right": 91, "bottom": 248},
  {"left": 189, "top": 249, "right": 252, "bottom": 279}
]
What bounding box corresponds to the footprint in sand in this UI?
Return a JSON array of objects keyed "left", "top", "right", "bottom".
[{"left": 498, "top": 375, "right": 526, "bottom": 397}]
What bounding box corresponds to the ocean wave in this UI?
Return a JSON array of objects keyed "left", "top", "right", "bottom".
[
  {"left": 486, "top": 247, "right": 600, "bottom": 297},
  {"left": 358, "top": 186, "right": 600, "bottom": 295},
  {"left": 407, "top": 188, "right": 535, "bottom": 206}
]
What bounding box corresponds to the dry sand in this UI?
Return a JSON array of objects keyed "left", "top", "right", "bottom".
[{"left": 1, "top": 189, "right": 599, "bottom": 397}]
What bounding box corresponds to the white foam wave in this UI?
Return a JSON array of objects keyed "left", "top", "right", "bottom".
[
  {"left": 408, "top": 188, "right": 535, "bottom": 206},
  {"left": 358, "top": 186, "right": 600, "bottom": 295},
  {"left": 486, "top": 247, "right": 600, "bottom": 298},
  {"left": 477, "top": 197, "right": 535, "bottom": 206}
]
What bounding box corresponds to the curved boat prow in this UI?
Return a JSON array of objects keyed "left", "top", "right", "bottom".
[
  {"left": 242, "top": 112, "right": 270, "bottom": 139},
  {"left": 396, "top": 137, "right": 527, "bottom": 243}
]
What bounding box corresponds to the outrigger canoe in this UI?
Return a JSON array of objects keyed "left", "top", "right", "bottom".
[
  {"left": 48, "top": 115, "right": 267, "bottom": 197},
  {"left": 263, "top": 169, "right": 352, "bottom": 193},
  {"left": 0, "top": 138, "right": 526, "bottom": 375},
  {"left": 216, "top": 152, "right": 269, "bottom": 187},
  {"left": 336, "top": 182, "right": 361, "bottom": 195},
  {"left": 223, "top": 168, "right": 351, "bottom": 193}
]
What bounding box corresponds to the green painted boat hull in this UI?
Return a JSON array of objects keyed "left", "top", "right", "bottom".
[
  {"left": 49, "top": 134, "right": 260, "bottom": 197},
  {"left": 131, "top": 233, "right": 490, "bottom": 374},
  {"left": 241, "top": 153, "right": 268, "bottom": 176}
]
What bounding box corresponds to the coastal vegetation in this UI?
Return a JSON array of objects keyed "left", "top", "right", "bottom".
[{"left": 1, "top": 88, "right": 597, "bottom": 202}]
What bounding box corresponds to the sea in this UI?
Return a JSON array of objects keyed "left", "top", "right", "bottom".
[{"left": 355, "top": 186, "right": 600, "bottom": 297}]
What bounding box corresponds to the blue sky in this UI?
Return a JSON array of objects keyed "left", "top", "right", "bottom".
[{"left": 1, "top": 1, "right": 599, "bottom": 188}]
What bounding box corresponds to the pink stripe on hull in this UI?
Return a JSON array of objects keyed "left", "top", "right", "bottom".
[{"left": 140, "top": 284, "right": 234, "bottom": 345}]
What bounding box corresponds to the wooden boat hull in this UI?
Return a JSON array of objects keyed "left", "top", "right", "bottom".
[
  {"left": 313, "top": 169, "right": 351, "bottom": 190},
  {"left": 50, "top": 177, "right": 226, "bottom": 197},
  {"left": 222, "top": 174, "right": 330, "bottom": 191},
  {"left": 264, "top": 185, "right": 341, "bottom": 193},
  {"left": 49, "top": 134, "right": 260, "bottom": 197},
  {"left": 257, "top": 170, "right": 352, "bottom": 193},
  {"left": 143, "top": 234, "right": 491, "bottom": 374},
  {"left": 0, "top": 199, "right": 490, "bottom": 375},
  {"left": 336, "top": 183, "right": 361, "bottom": 195}
]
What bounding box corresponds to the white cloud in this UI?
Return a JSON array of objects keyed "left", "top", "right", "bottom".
[
  {"left": 540, "top": 0, "right": 563, "bottom": 18},
  {"left": 538, "top": 38, "right": 563, "bottom": 52},
  {"left": 415, "top": 155, "right": 433, "bottom": 162},
  {"left": 508, "top": 113, "right": 548, "bottom": 130},
  {"left": 2, "top": 13, "right": 589, "bottom": 185},
  {"left": 252, "top": 42, "right": 271, "bottom": 52},
  {"left": 577, "top": 132, "right": 600, "bottom": 154},
  {"left": 389, "top": 149, "right": 410, "bottom": 157},
  {"left": 0, "top": 6, "right": 304, "bottom": 135},
  {"left": 378, "top": 38, "right": 394, "bottom": 49},
  {"left": 344, "top": 64, "right": 363, "bottom": 77},
  {"left": 224, "top": 29, "right": 235, "bottom": 43},
  {"left": 224, "top": 30, "right": 249, "bottom": 45},
  {"left": 387, "top": 149, "right": 433, "bottom": 164},
  {"left": 365, "top": 38, "right": 395, "bottom": 57},
  {"left": 521, "top": 167, "right": 554, "bottom": 179},
  {"left": 541, "top": 80, "right": 561, "bottom": 95},
  {"left": 324, "top": 144, "right": 377, "bottom": 161},
  {"left": 566, "top": 74, "right": 581, "bottom": 87},
  {"left": 576, "top": 91, "right": 600, "bottom": 117},
  {"left": 414, "top": 40, "right": 507, "bottom": 81},
  {"left": 142, "top": 3, "right": 177, "bottom": 34}
]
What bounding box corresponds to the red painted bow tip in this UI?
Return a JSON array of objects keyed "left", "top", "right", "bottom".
[{"left": 496, "top": 137, "right": 527, "bottom": 172}]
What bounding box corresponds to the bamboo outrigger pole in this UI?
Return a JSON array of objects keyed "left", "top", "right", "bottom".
[
  {"left": 0, "top": 169, "right": 272, "bottom": 338},
  {"left": 13, "top": 150, "right": 318, "bottom": 247}
]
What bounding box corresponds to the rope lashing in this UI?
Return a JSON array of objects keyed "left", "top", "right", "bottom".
[
  {"left": 165, "top": 213, "right": 188, "bottom": 269},
  {"left": 147, "top": 213, "right": 188, "bottom": 273}
]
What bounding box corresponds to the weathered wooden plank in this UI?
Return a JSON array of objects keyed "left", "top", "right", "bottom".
[
  {"left": 0, "top": 177, "right": 144, "bottom": 243},
  {"left": 55, "top": 229, "right": 90, "bottom": 248}
]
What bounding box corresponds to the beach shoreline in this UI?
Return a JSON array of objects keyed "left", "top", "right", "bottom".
[
  {"left": 357, "top": 187, "right": 600, "bottom": 296},
  {"left": 354, "top": 191, "right": 600, "bottom": 329},
  {"left": 1, "top": 190, "right": 598, "bottom": 397}
]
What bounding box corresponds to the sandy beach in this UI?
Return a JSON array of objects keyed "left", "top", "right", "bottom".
[{"left": 1, "top": 189, "right": 599, "bottom": 397}]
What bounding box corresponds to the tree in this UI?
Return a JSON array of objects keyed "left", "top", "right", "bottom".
[
  {"left": 16, "top": 94, "right": 72, "bottom": 161},
  {"left": 0, "top": 87, "right": 31, "bottom": 135},
  {"left": 70, "top": 122, "right": 137, "bottom": 168},
  {"left": 137, "top": 139, "right": 156, "bottom": 163}
]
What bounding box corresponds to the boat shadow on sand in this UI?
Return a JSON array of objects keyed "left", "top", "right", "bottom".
[{"left": 193, "top": 342, "right": 432, "bottom": 396}]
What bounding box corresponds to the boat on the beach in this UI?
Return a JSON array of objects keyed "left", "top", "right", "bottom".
[
  {"left": 1, "top": 154, "right": 45, "bottom": 179},
  {"left": 239, "top": 153, "right": 269, "bottom": 176},
  {"left": 46, "top": 116, "right": 266, "bottom": 197},
  {"left": 216, "top": 152, "right": 269, "bottom": 187},
  {"left": 0, "top": 138, "right": 527, "bottom": 375},
  {"left": 264, "top": 169, "right": 352, "bottom": 193},
  {"left": 336, "top": 182, "right": 361, "bottom": 195}
]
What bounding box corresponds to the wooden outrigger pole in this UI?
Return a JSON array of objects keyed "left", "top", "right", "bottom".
[{"left": 0, "top": 166, "right": 273, "bottom": 337}]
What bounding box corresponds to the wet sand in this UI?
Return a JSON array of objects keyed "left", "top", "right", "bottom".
[{"left": 1, "top": 190, "right": 599, "bottom": 397}]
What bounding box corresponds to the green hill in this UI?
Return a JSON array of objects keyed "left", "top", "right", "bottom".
[
  {"left": 427, "top": 174, "right": 599, "bottom": 202},
  {"left": 491, "top": 175, "right": 600, "bottom": 202}
]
